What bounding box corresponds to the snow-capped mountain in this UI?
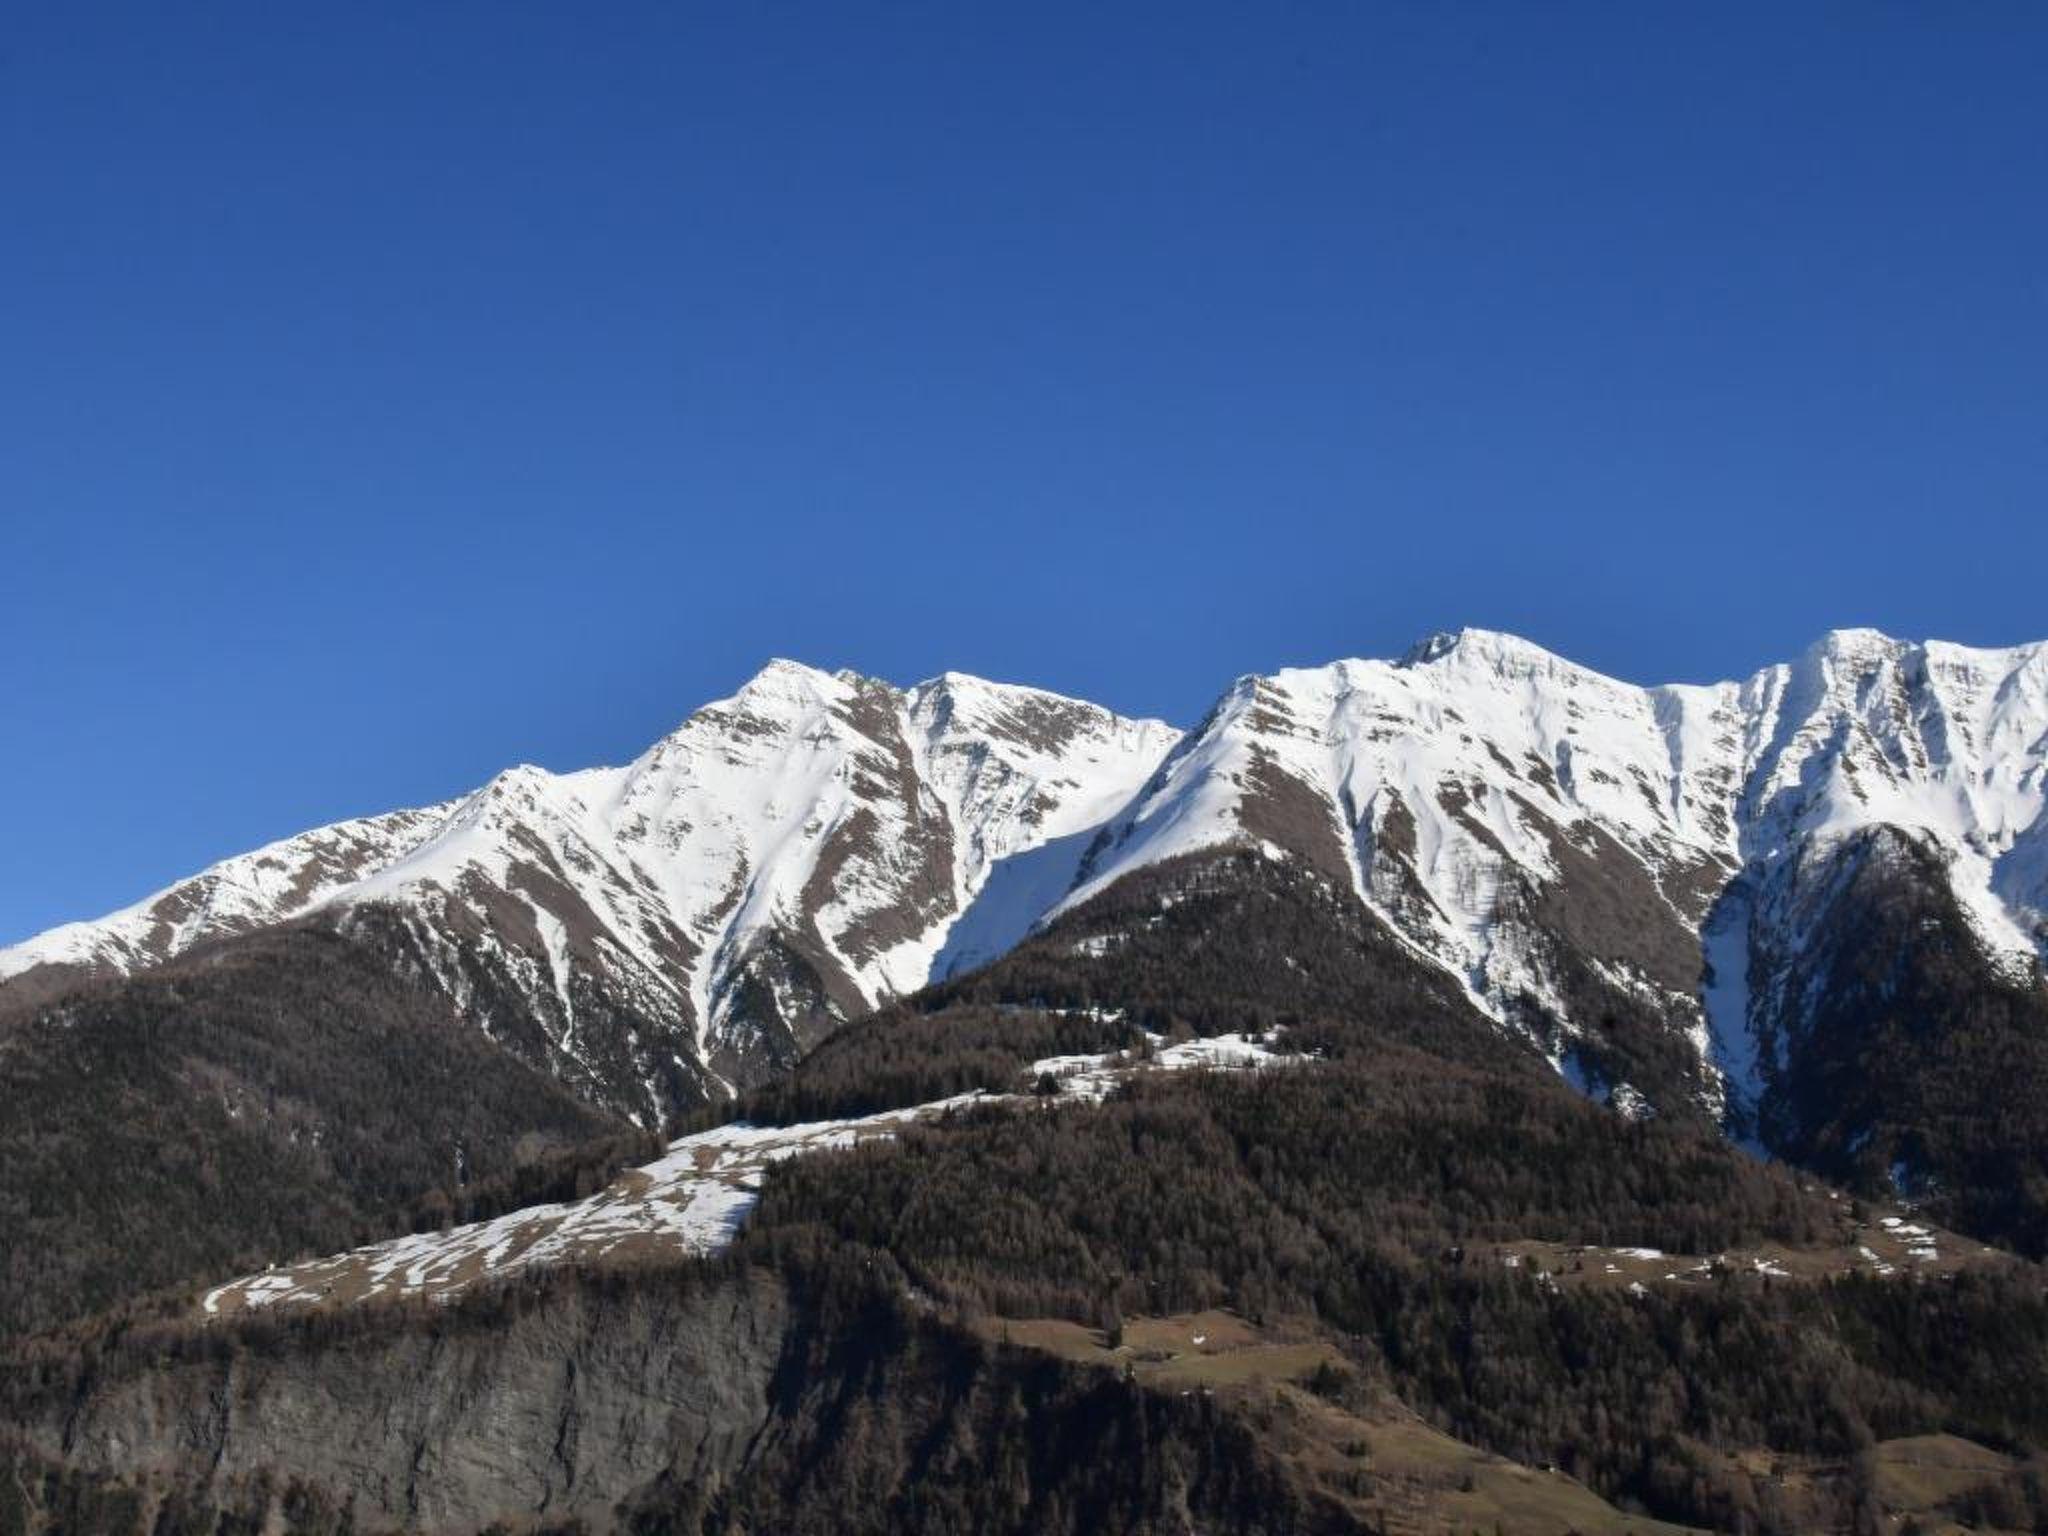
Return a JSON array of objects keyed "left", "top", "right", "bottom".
[
  {"left": 0, "top": 664, "right": 1178, "bottom": 1122},
  {"left": 1065, "top": 628, "right": 2048, "bottom": 1117},
  {"left": 6, "top": 629, "right": 2044, "bottom": 1133}
]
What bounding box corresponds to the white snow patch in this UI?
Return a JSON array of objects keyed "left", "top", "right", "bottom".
[
  {"left": 1027, "top": 1031, "right": 1301, "bottom": 1101},
  {"left": 201, "top": 1096, "right": 985, "bottom": 1316}
]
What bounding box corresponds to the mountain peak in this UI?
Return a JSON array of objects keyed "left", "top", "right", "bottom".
[
  {"left": 908, "top": 668, "right": 1135, "bottom": 720},
  {"left": 907, "top": 669, "right": 1018, "bottom": 706},
  {"left": 1397, "top": 626, "right": 1575, "bottom": 676},
  {"left": 747, "top": 656, "right": 847, "bottom": 686},
  {"left": 1805, "top": 627, "right": 1905, "bottom": 665},
  {"left": 719, "top": 657, "right": 870, "bottom": 715}
]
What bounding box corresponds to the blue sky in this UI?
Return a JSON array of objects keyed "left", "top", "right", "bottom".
[{"left": 4, "top": 3, "right": 2045, "bottom": 942}]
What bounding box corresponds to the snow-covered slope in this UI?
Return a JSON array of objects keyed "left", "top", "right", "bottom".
[
  {"left": 0, "top": 807, "right": 452, "bottom": 992},
  {"left": 1728, "top": 629, "right": 2048, "bottom": 949},
  {"left": 1064, "top": 628, "right": 2048, "bottom": 1117},
  {"left": 0, "top": 664, "right": 1178, "bottom": 1121}
]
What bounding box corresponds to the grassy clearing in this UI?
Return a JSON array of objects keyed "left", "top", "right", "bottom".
[
  {"left": 976, "top": 1308, "right": 1705, "bottom": 1535},
  {"left": 1488, "top": 1205, "right": 2020, "bottom": 1296}
]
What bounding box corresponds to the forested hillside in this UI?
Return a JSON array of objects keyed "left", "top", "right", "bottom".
[
  {"left": 0, "top": 924, "right": 641, "bottom": 1338},
  {"left": 9, "top": 850, "right": 2047, "bottom": 1533}
]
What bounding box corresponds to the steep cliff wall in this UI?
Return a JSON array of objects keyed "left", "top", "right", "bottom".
[{"left": 1, "top": 1260, "right": 1331, "bottom": 1536}]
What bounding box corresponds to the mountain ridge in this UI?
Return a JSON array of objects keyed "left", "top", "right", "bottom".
[
  {"left": 6, "top": 629, "right": 2045, "bottom": 1134},
  {"left": 1, "top": 662, "right": 1181, "bottom": 1118}
]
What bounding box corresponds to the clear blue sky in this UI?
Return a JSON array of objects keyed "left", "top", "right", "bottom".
[{"left": 4, "top": 4, "right": 2045, "bottom": 943}]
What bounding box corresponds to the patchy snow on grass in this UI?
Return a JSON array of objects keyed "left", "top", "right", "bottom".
[
  {"left": 1879, "top": 1215, "right": 1940, "bottom": 1262},
  {"left": 202, "top": 1030, "right": 1293, "bottom": 1318},
  {"left": 1027, "top": 1031, "right": 1301, "bottom": 1102},
  {"left": 1068, "top": 933, "right": 1125, "bottom": 958},
  {"left": 201, "top": 1096, "right": 984, "bottom": 1317}
]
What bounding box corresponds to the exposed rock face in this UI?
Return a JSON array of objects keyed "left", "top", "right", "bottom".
[
  {"left": 2, "top": 1266, "right": 1323, "bottom": 1536},
  {"left": 19, "top": 1271, "right": 792, "bottom": 1532}
]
